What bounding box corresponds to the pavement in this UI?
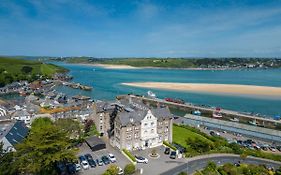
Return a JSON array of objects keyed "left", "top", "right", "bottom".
[
  {"left": 161, "top": 154, "right": 281, "bottom": 175},
  {"left": 132, "top": 146, "right": 187, "bottom": 175},
  {"left": 78, "top": 142, "right": 130, "bottom": 175}
]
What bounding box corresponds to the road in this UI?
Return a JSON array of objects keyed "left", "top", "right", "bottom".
[{"left": 160, "top": 154, "right": 281, "bottom": 175}]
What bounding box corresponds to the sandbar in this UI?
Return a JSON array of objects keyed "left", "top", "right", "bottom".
[{"left": 121, "top": 82, "right": 281, "bottom": 99}]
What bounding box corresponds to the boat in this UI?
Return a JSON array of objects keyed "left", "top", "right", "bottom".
[
  {"left": 147, "top": 91, "right": 156, "bottom": 98},
  {"left": 80, "top": 85, "right": 92, "bottom": 91},
  {"left": 213, "top": 112, "right": 222, "bottom": 118},
  {"left": 192, "top": 110, "right": 201, "bottom": 116},
  {"left": 230, "top": 118, "right": 239, "bottom": 122}
]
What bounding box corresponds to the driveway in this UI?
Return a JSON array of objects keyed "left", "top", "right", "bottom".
[
  {"left": 132, "top": 146, "right": 187, "bottom": 175},
  {"left": 78, "top": 142, "right": 130, "bottom": 175}
]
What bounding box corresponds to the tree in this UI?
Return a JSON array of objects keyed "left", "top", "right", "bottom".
[
  {"left": 124, "top": 163, "right": 135, "bottom": 175},
  {"left": 21, "top": 66, "right": 33, "bottom": 74},
  {"left": 54, "top": 118, "right": 82, "bottom": 139},
  {"left": 0, "top": 142, "right": 19, "bottom": 175},
  {"left": 15, "top": 118, "right": 77, "bottom": 174},
  {"left": 240, "top": 153, "right": 248, "bottom": 161},
  {"left": 103, "top": 165, "right": 119, "bottom": 175},
  {"left": 177, "top": 172, "right": 188, "bottom": 175}
]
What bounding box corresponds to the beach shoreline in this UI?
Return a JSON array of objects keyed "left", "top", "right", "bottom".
[
  {"left": 74, "top": 63, "right": 242, "bottom": 70},
  {"left": 121, "top": 82, "right": 281, "bottom": 99}
]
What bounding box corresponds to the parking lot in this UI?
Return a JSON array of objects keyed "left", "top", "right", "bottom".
[
  {"left": 132, "top": 146, "right": 187, "bottom": 175},
  {"left": 78, "top": 142, "right": 130, "bottom": 175}
]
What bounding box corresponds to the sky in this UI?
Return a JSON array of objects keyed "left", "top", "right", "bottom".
[{"left": 1, "top": 0, "right": 281, "bottom": 58}]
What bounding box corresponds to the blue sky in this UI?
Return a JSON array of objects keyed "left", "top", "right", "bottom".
[{"left": 1, "top": 0, "right": 281, "bottom": 57}]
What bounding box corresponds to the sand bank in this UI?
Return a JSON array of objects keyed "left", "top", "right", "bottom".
[
  {"left": 122, "top": 82, "right": 281, "bottom": 98},
  {"left": 78, "top": 63, "right": 139, "bottom": 69}
]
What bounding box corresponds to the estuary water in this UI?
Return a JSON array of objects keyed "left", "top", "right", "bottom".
[{"left": 53, "top": 62, "right": 281, "bottom": 117}]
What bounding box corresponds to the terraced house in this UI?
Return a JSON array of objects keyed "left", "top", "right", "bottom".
[{"left": 94, "top": 98, "right": 173, "bottom": 151}]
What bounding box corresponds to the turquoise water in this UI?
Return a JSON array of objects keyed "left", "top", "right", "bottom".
[{"left": 53, "top": 62, "right": 281, "bottom": 117}]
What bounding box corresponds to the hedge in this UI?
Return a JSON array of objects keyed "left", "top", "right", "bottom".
[
  {"left": 122, "top": 149, "right": 136, "bottom": 162},
  {"left": 163, "top": 141, "right": 177, "bottom": 150}
]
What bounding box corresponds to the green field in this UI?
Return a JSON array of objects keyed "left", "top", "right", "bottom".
[
  {"left": 0, "top": 57, "right": 67, "bottom": 87},
  {"left": 173, "top": 124, "right": 213, "bottom": 147}
]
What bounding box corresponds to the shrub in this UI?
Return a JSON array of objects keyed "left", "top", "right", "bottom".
[
  {"left": 124, "top": 163, "right": 135, "bottom": 175},
  {"left": 103, "top": 165, "right": 119, "bottom": 175},
  {"left": 163, "top": 141, "right": 177, "bottom": 150},
  {"left": 122, "top": 149, "right": 136, "bottom": 162}
]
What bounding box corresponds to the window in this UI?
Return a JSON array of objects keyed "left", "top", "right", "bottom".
[
  {"left": 100, "top": 126, "right": 103, "bottom": 130},
  {"left": 151, "top": 129, "right": 154, "bottom": 134},
  {"left": 144, "top": 130, "right": 147, "bottom": 134},
  {"left": 144, "top": 123, "right": 148, "bottom": 126},
  {"left": 134, "top": 133, "right": 138, "bottom": 138},
  {"left": 151, "top": 122, "right": 154, "bottom": 126}
]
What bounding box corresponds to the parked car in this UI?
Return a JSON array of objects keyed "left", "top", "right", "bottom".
[
  {"left": 66, "top": 163, "right": 76, "bottom": 174},
  {"left": 85, "top": 154, "right": 96, "bottom": 168},
  {"left": 79, "top": 155, "right": 89, "bottom": 170},
  {"left": 101, "top": 156, "right": 111, "bottom": 165},
  {"left": 261, "top": 145, "right": 268, "bottom": 151},
  {"left": 118, "top": 166, "right": 124, "bottom": 175},
  {"left": 170, "top": 151, "right": 177, "bottom": 159},
  {"left": 75, "top": 163, "right": 81, "bottom": 172},
  {"left": 108, "top": 153, "right": 117, "bottom": 163},
  {"left": 135, "top": 155, "right": 148, "bottom": 163},
  {"left": 172, "top": 143, "right": 186, "bottom": 153},
  {"left": 270, "top": 146, "right": 277, "bottom": 152},
  {"left": 56, "top": 162, "right": 67, "bottom": 174},
  {"left": 276, "top": 146, "right": 281, "bottom": 152},
  {"left": 164, "top": 147, "right": 170, "bottom": 154},
  {"left": 96, "top": 158, "right": 103, "bottom": 166}
]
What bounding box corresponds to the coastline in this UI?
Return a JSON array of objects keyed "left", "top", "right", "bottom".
[
  {"left": 121, "top": 82, "right": 281, "bottom": 99},
  {"left": 72, "top": 63, "right": 243, "bottom": 70}
]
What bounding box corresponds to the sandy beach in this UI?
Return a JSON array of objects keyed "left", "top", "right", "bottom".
[
  {"left": 78, "top": 63, "right": 140, "bottom": 69},
  {"left": 122, "top": 82, "right": 281, "bottom": 98}
]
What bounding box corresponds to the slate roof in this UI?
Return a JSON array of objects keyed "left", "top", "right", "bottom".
[
  {"left": 11, "top": 109, "right": 30, "bottom": 118},
  {"left": 117, "top": 107, "right": 172, "bottom": 126},
  {"left": 1, "top": 121, "right": 29, "bottom": 147},
  {"left": 95, "top": 101, "right": 116, "bottom": 113},
  {"left": 85, "top": 136, "right": 105, "bottom": 147},
  {"left": 117, "top": 110, "right": 147, "bottom": 126},
  {"left": 151, "top": 107, "right": 173, "bottom": 120}
]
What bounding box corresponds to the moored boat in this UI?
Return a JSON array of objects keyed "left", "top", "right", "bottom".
[{"left": 147, "top": 91, "right": 156, "bottom": 98}]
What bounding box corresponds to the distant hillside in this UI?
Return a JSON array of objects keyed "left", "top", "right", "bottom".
[
  {"left": 0, "top": 57, "right": 67, "bottom": 87},
  {"left": 63, "top": 57, "right": 281, "bottom": 69}
]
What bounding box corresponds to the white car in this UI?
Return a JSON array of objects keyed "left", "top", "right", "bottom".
[
  {"left": 79, "top": 156, "right": 89, "bottom": 170},
  {"left": 75, "top": 163, "right": 81, "bottom": 171},
  {"left": 81, "top": 160, "right": 89, "bottom": 170},
  {"left": 118, "top": 166, "right": 124, "bottom": 175},
  {"left": 108, "top": 153, "right": 116, "bottom": 163},
  {"left": 135, "top": 155, "right": 148, "bottom": 164}
]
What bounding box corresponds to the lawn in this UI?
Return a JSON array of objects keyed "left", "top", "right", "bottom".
[{"left": 173, "top": 124, "right": 213, "bottom": 148}]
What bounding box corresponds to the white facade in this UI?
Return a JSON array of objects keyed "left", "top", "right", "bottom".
[{"left": 140, "top": 110, "right": 161, "bottom": 149}]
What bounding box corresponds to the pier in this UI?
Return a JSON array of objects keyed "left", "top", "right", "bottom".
[
  {"left": 117, "top": 94, "right": 281, "bottom": 131},
  {"left": 56, "top": 80, "right": 93, "bottom": 91}
]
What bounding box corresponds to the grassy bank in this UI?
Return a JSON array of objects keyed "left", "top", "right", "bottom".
[
  {"left": 173, "top": 124, "right": 281, "bottom": 161},
  {"left": 0, "top": 57, "right": 67, "bottom": 87}
]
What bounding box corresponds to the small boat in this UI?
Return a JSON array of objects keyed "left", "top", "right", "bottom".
[
  {"left": 192, "top": 110, "right": 201, "bottom": 116},
  {"left": 213, "top": 112, "right": 222, "bottom": 118},
  {"left": 230, "top": 118, "right": 239, "bottom": 122},
  {"left": 147, "top": 91, "right": 156, "bottom": 98}
]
